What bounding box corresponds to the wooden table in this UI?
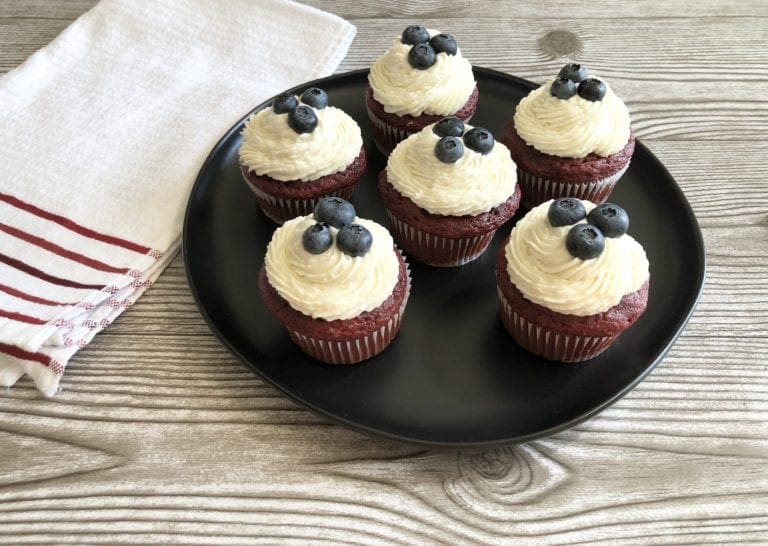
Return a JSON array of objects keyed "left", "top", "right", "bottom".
[{"left": 2, "top": 1, "right": 767, "bottom": 543}]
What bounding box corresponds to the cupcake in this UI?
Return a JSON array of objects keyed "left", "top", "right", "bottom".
[
  {"left": 502, "top": 64, "right": 635, "bottom": 208},
  {"left": 378, "top": 117, "right": 521, "bottom": 267},
  {"left": 497, "top": 198, "right": 649, "bottom": 362},
  {"left": 366, "top": 25, "right": 478, "bottom": 155},
  {"left": 240, "top": 87, "right": 366, "bottom": 223},
  {"left": 259, "top": 197, "right": 410, "bottom": 364}
]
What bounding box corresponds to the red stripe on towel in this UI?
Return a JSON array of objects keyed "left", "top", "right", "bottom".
[
  {"left": 0, "top": 252, "right": 103, "bottom": 290},
  {"left": 0, "top": 342, "right": 53, "bottom": 369},
  {"left": 0, "top": 283, "right": 76, "bottom": 306},
  {"left": 0, "top": 309, "right": 48, "bottom": 325},
  {"left": 0, "top": 192, "right": 157, "bottom": 256}
]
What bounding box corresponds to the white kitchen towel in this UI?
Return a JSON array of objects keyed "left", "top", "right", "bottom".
[{"left": 0, "top": 0, "right": 355, "bottom": 395}]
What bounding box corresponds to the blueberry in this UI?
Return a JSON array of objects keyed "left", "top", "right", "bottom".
[
  {"left": 272, "top": 92, "right": 298, "bottom": 114},
  {"left": 429, "top": 33, "right": 457, "bottom": 55},
  {"left": 302, "top": 223, "right": 333, "bottom": 254},
  {"left": 558, "top": 63, "right": 588, "bottom": 83},
  {"left": 435, "top": 136, "right": 464, "bottom": 163},
  {"left": 587, "top": 203, "right": 629, "bottom": 238},
  {"left": 463, "top": 127, "right": 495, "bottom": 154},
  {"left": 548, "top": 198, "right": 587, "bottom": 227},
  {"left": 550, "top": 77, "right": 577, "bottom": 99},
  {"left": 433, "top": 117, "right": 465, "bottom": 138},
  {"left": 401, "top": 25, "right": 430, "bottom": 45},
  {"left": 408, "top": 43, "right": 437, "bottom": 70},
  {"left": 336, "top": 224, "right": 373, "bottom": 257},
  {"left": 578, "top": 78, "right": 606, "bottom": 101},
  {"left": 566, "top": 224, "right": 605, "bottom": 260},
  {"left": 287, "top": 105, "right": 318, "bottom": 134},
  {"left": 313, "top": 197, "right": 356, "bottom": 229},
  {"left": 300, "top": 87, "right": 328, "bottom": 109}
]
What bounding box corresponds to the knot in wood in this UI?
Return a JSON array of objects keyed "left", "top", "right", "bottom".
[{"left": 539, "top": 29, "right": 583, "bottom": 58}]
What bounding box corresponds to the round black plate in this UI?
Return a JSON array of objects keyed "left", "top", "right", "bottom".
[{"left": 183, "top": 68, "right": 705, "bottom": 448}]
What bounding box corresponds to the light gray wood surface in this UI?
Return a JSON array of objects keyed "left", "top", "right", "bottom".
[{"left": 2, "top": 1, "right": 767, "bottom": 544}]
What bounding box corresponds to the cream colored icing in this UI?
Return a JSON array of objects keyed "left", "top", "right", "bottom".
[
  {"left": 239, "top": 103, "right": 362, "bottom": 182},
  {"left": 265, "top": 215, "right": 400, "bottom": 320},
  {"left": 505, "top": 200, "right": 649, "bottom": 316},
  {"left": 386, "top": 123, "right": 517, "bottom": 216},
  {"left": 513, "top": 78, "right": 631, "bottom": 158},
  {"left": 368, "top": 30, "right": 476, "bottom": 117}
]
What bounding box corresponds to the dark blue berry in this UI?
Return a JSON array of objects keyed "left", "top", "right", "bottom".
[
  {"left": 313, "top": 197, "right": 356, "bottom": 229},
  {"left": 336, "top": 224, "right": 373, "bottom": 257},
  {"left": 408, "top": 43, "right": 437, "bottom": 70},
  {"left": 578, "top": 78, "right": 606, "bottom": 101},
  {"left": 302, "top": 223, "right": 332, "bottom": 254},
  {"left": 463, "top": 127, "right": 494, "bottom": 154},
  {"left": 272, "top": 92, "right": 298, "bottom": 114},
  {"left": 566, "top": 224, "right": 605, "bottom": 260},
  {"left": 433, "top": 117, "right": 465, "bottom": 137},
  {"left": 558, "top": 63, "right": 588, "bottom": 83},
  {"left": 429, "top": 33, "right": 457, "bottom": 55},
  {"left": 401, "top": 25, "right": 429, "bottom": 45},
  {"left": 300, "top": 87, "right": 328, "bottom": 109},
  {"left": 288, "top": 105, "right": 318, "bottom": 134},
  {"left": 550, "top": 77, "right": 577, "bottom": 99},
  {"left": 435, "top": 136, "right": 464, "bottom": 163},
  {"left": 548, "top": 198, "right": 587, "bottom": 227},
  {"left": 587, "top": 203, "right": 629, "bottom": 238}
]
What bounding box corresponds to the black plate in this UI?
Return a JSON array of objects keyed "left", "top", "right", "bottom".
[{"left": 183, "top": 68, "right": 705, "bottom": 448}]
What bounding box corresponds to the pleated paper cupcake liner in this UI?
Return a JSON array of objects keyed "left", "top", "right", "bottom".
[
  {"left": 287, "top": 257, "right": 411, "bottom": 365},
  {"left": 244, "top": 178, "right": 355, "bottom": 224},
  {"left": 386, "top": 211, "right": 494, "bottom": 267},
  {"left": 497, "top": 287, "right": 616, "bottom": 362},
  {"left": 518, "top": 163, "right": 630, "bottom": 208}
]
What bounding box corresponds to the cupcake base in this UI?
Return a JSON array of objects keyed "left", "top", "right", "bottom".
[
  {"left": 378, "top": 171, "right": 522, "bottom": 267},
  {"left": 365, "top": 85, "right": 479, "bottom": 156},
  {"left": 259, "top": 248, "right": 410, "bottom": 365},
  {"left": 496, "top": 243, "right": 649, "bottom": 362},
  {"left": 241, "top": 147, "right": 367, "bottom": 223},
  {"left": 502, "top": 120, "right": 635, "bottom": 208}
]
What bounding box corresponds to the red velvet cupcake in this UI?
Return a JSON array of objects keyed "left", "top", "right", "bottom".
[
  {"left": 240, "top": 87, "right": 366, "bottom": 223},
  {"left": 497, "top": 198, "right": 649, "bottom": 362},
  {"left": 379, "top": 118, "right": 520, "bottom": 267},
  {"left": 367, "top": 25, "right": 478, "bottom": 155},
  {"left": 502, "top": 64, "right": 635, "bottom": 208},
  {"left": 260, "top": 198, "right": 410, "bottom": 364}
]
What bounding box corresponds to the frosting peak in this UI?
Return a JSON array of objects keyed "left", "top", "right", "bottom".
[{"left": 513, "top": 78, "right": 631, "bottom": 158}]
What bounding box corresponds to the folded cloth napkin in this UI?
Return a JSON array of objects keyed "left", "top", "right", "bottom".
[{"left": 0, "top": 0, "right": 355, "bottom": 395}]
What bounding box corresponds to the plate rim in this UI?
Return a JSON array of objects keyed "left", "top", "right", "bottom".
[{"left": 182, "top": 67, "right": 707, "bottom": 449}]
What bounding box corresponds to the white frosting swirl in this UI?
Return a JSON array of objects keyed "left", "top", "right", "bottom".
[
  {"left": 386, "top": 123, "right": 517, "bottom": 216},
  {"left": 239, "top": 103, "right": 362, "bottom": 182},
  {"left": 513, "top": 79, "right": 631, "bottom": 158},
  {"left": 265, "top": 215, "right": 400, "bottom": 320},
  {"left": 505, "top": 200, "right": 649, "bottom": 316},
  {"left": 368, "top": 30, "right": 476, "bottom": 117}
]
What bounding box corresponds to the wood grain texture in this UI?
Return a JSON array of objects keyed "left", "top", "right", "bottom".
[{"left": 1, "top": 1, "right": 767, "bottom": 544}]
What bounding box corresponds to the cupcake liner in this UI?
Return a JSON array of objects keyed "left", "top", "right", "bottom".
[
  {"left": 497, "top": 287, "right": 617, "bottom": 362},
  {"left": 518, "top": 163, "right": 630, "bottom": 208},
  {"left": 287, "top": 256, "right": 411, "bottom": 365},
  {"left": 244, "top": 178, "right": 355, "bottom": 224},
  {"left": 386, "top": 211, "right": 494, "bottom": 267}
]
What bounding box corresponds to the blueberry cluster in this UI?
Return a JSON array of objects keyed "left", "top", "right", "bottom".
[
  {"left": 431, "top": 118, "right": 494, "bottom": 163},
  {"left": 549, "top": 64, "right": 606, "bottom": 102},
  {"left": 302, "top": 197, "right": 373, "bottom": 258},
  {"left": 272, "top": 87, "right": 329, "bottom": 134},
  {"left": 547, "top": 198, "right": 629, "bottom": 260},
  {"left": 401, "top": 25, "right": 458, "bottom": 71}
]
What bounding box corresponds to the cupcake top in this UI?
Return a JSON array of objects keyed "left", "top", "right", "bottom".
[
  {"left": 513, "top": 64, "right": 631, "bottom": 159},
  {"left": 368, "top": 25, "right": 475, "bottom": 117},
  {"left": 239, "top": 87, "right": 363, "bottom": 182},
  {"left": 505, "top": 198, "right": 649, "bottom": 316},
  {"left": 386, "top": 118, "right": 517, "bottom": 216},
  {"left": 264, "top": 198, "right": 400, "bottom": 321}
]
